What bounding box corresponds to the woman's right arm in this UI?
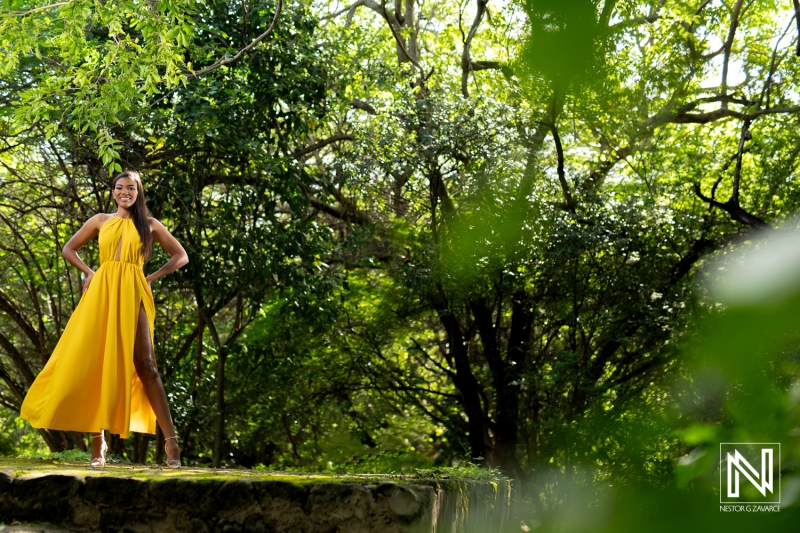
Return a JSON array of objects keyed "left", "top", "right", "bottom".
[{"left": 62, "top": 214, "right": 108, "bottom": 294}]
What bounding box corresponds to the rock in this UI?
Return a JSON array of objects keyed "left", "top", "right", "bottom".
[
  {"left": 84, "top": 475, "right": 146, "bottom": 506},
  {"left": 0, "top": 470, "right": 13, "bottom": 490},
  {"left": 217, "top": 479, "right": 257, "bottom": 511},
  {"left": 190, "top": 518, "right": 210, "bottom": 533},
  {"left": 10, "top": 474, "right": 85, "bottom": 523},
  {"left": 385, "top": 485, "right": 421, "bottom": 519},
  {"left": 148, "top": 477, "right": 217, "bottom": 510},
  {"left": 306, "top": 482, "right": 374, "bottom": 522}
]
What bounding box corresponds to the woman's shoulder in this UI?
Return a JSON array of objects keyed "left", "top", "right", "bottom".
[
  {"left": 147, "top": 217, "right": 167, "bottom": 231},
  {"left": 86, "top": 213, "right": 115, "bottom": 228}
]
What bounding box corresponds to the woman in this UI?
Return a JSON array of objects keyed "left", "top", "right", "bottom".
[{"left": 20, "top": 170, "right": 188, "bottom": 468}]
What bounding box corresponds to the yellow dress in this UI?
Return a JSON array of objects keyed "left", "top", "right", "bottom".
[{"left": 21, "top": 216, "right": 156, "bottom": 438}]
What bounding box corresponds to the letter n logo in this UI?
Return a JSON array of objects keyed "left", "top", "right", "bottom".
[{"left": 720, "top": 443, "right": 780, "bottom": 504}]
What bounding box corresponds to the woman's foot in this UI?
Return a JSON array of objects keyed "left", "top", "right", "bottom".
[
  {"left": 164, "top": 435, "right": 181, "bottom": 469},
  {"left": 90, "top": 433, "right": 107, "bottom": 468}
]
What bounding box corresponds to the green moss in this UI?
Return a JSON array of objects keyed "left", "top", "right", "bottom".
[
  {"left": 0, "top": 458, "right": 413, "bottom": 485},
  {"left": 0, "top": 457, "right": 512, "bottom": 498}
]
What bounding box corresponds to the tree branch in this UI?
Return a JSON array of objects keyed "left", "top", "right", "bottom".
[
  {"left": 469, "top": 60, "right": 506, "bottom": 73},
  {"left": 189, "top": 0, "right": 283, "bottom": 79},
  {"left": 793, "top": 0, "right": 800, "bottom": 56},
  {"left": 599, "top": 0, "right": 619, "bottom": 28},
  {"left": 163, "top": 320, "right": 204, "bottom": 381},
  {"left": 0, "top": 289, "right": 40, "bottom": 351},
  {"left": 759, "top": 18, "right": 796, "bottom": 109},
  {"left": 582, "top": 145, "right": 632, "bottom": 193},
  {"left": 292, "top": 133, "right": 354, "bottom": 159},
  {"left": 322, "top": 0, "right": 362, "bottom": 22},
  {"left": 669, "top": 237, "right": 717, "bottom": 284},
  {"left": 608, "top": 13, "right": 660, "bottom": 32},
  {"left": 692, "top": 182, "right": 770, "bottom": 229},
  {"left": 546, "top": 121, "right": 575, "bottom": 211},
  {"left": 646, "top": 104, "right": 800, "bottom": 127},
  {"left": 3, "top": 1, "right": 72, "bottom": 16},
  {"left": 720, "top": 0, "right": 745, "bottom": 103},
  {"left": 470, "top": 299, "right": 504, "bottom": 386},
  {"left": 690, "top": 114, "right": 772, "bottom": 229},
  {"left": 409, "top": 337, "right": 457, "bottom": 380},
  {"left": 0, "top": 330, "right": 36, "bottom": 386},
  {"left": 378, "top": 0, "right": 424, "bottom": 72},
  {"left": 730, "top": 120, "right": 750, "bottom": 204},
  {"left": 337, "top": 0, "right": 422, "bottom": 69},
  {"left": 461, "top": 0, "right": 488, "bottom": 98},
  {"left": 0, "top": 359, "right": 25, "bottom": 403},
  {"left": 307, "top": 194, "right": 373, "bottom": 225},
  {"left": 350, "top": 99, "right": 376, "bottom": 114},
  {"left": 517, "top": 89, "right": 564, "bottom": 205}
]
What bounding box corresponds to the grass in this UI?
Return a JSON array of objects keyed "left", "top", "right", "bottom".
[{"left": 410, "top": 464, "right": 508, "bottom": 481}]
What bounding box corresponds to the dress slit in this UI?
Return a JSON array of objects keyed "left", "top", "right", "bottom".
[
  {"left": 133, "top": 299, "right": 149, "bottom": 357},
  {"left": 135, "top": 299, "right": 157, "bottom": 368},
  {"left": 115, "top": 232, "right": 123, "bottom": 261},
  {"left": 132, "top": 300, "right": 145, "bottom": 379}
]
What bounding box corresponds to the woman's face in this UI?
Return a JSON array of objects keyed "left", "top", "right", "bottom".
[{"left": 113, "top": 177, "right": 138, "bottom": 209}]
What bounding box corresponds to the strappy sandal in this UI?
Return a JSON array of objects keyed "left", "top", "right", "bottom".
[
  {"left": 164, "top": 435, "right": 181, "bottom": 469},
  {"left": 90, "top": 433, "right": 108, "bottom": 468}
]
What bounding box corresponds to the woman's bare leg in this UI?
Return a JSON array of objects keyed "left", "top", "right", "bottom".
[
  {"left": 134, "top": 303, "right": 180, "bottom": 463},
  {"left": 90, "top": 431, "right": 104, "bottom": 460}
]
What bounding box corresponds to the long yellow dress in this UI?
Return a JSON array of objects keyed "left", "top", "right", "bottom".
[{"left": 21, "top": 216, "right": 157, "bottom": 438}]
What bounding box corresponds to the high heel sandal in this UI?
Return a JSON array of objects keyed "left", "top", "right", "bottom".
[
  {"left": 164, "top": 435, "right": 181, "bottom": 469},
  {"left": 90, "top": 433, "right": 108, "bottom": 468}
]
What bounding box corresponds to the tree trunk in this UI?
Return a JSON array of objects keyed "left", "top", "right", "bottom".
[
  {"left": 434, "top": 303, "right": 490, "bottom": 463},
  {"left": 38, "top": 429, "right": 65, "bottom": 452},
  {"left": 71, "top": 432, "right": 88, "bottom": 452},
  {"left": 181, "top": 317, "right": 205, "bottom": 461},
  {"left": 155, "top": 426, "right": 164, "bottom": 464},
  {"left": 39, "top": 429, "right": 88, "bottom": 453},
  {"left": 494, "top": 295, "right": 532, "bottom": 478},
  {"left": 212, "top": 348, "right": 227, "bottom": 468}
]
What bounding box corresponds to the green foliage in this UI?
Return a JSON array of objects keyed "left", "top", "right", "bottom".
[
  {"left": 0, "top": 0, "right": 205, "bottom": 169},
  {"left": 17, "top": 448, "right": 92, "bottom": 462},
  {"left": 519, "top": 0, "right": 605, "bottom": 88},
  {"left": 0, "top": 408, "right": 48, "bottom": 457},
  {"left": 411, "top": 463, "right": 508, "bottom": 482},
  {"left": 516, "top": 228, "right": 800, "bottom": 531},
  {"left": 14, "top": 448, "right": 133, "bottom": 465}
]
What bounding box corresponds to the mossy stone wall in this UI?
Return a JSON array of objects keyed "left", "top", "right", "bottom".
[{"left": 0, "top": 464, "right": 512, "bottom": 532}]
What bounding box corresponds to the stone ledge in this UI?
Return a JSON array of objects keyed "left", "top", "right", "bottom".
[{"left": 0, "top": 461, "right": 512, "bottom": 533}]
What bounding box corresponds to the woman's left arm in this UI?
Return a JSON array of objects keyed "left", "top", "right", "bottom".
[{"left": 145, "top": 218, "right": 189, "bottom": 285}]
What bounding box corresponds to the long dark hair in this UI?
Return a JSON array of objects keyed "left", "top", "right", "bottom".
[{"left": 111, "top": 170, "right": 153, "bottom": 260}]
